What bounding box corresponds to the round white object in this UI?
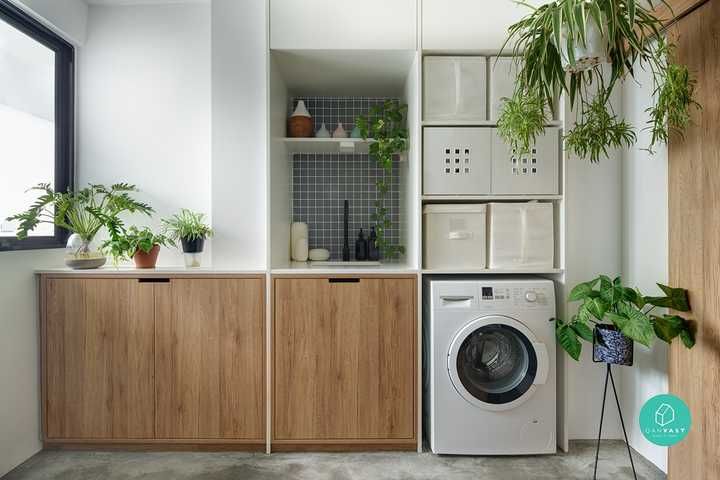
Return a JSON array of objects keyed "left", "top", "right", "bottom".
[{"left": 309, "top": 248, "right": 330, "bottom": 261}]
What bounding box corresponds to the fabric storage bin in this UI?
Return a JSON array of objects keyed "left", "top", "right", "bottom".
[
  {"left": 487, "top": 202, "right": 554, "bottom": 269},
  {"left": 423, "top": 56, "right": 486, "bottom": 122},
  {"left": 423, "top": 204, "right": 487, "bottom": 269}
]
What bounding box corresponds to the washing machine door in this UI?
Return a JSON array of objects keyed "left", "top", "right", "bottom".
[{"left": 447, "top": 315, "right": 549, "bottom": 412}]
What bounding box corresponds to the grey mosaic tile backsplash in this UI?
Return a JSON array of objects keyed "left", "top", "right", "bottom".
[
  {"left": 288, "top": 96, "right": 402, "bottom": 261},
  {"left": 292, "top": 153, "right": 400, "bottom": 260}
]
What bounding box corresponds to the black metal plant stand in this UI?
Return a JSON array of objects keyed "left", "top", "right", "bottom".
[{"left": 593, "top": 363, "right": 638, "bottom": 480}]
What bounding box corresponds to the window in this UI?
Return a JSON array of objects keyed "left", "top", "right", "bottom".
[{"left": 0, "top": 0, "right": 74, "bottom": 251}]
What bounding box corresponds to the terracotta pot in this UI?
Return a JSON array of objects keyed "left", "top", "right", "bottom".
[
  {"left": 288, "top": 116, "right": 313, "bottom": 138},
  {"left": 133, "top": 245, "right": 160, "bottom": 269}
]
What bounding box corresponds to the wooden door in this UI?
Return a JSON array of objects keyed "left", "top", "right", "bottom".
[
  {"left": 154, "top": 278, "right": 265, "bottom": 440},
  {"left": 668, "top": 1, "right": 720, "bottom": 478},
  {"left": 273, "top": 277, "right": 416, "bottom": 442},
  {"left": 44, "top": 278, "right": 155, "bottom": 439}
]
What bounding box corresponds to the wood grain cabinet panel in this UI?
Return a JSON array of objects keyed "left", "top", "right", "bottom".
[
  {"left": 44, "top": 278, "right": 155, "bottom": 439},
  {"left": 154, "top": 278, "right": 265, "bottom": 440},
  {"left": 273, "top": 277, "right": 416, "bottom": 443}
]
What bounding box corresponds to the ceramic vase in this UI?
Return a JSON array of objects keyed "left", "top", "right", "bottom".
[{"left": 288, "top": 100, "right": 313, "bottom": 137}]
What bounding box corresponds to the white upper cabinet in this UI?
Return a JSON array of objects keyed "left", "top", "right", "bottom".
[
  {"left": 270, "top": 0, "right": 417, "bottom": 50},
  {"left": 422, "top": 0, "right": 545, "bottom": 52}
]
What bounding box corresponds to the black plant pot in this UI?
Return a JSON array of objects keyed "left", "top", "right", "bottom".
[
  {"left": 180, "top": 237, "right": 205, "bottom": 253},
  {"left": 593, "top": 324, "right": 634, "bottom": 366}
]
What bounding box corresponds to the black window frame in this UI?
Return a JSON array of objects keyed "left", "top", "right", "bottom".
[{"left": 0, "top": 0, "right": 74, "bottom": 252}]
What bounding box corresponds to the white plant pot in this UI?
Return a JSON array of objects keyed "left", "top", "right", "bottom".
[{"left": 560, "top": 17, "right": 608, "bottom": 73}]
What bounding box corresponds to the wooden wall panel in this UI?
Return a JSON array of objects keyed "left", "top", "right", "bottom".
[{"left": 668, "top": 1, "right": 720, "bottom": 478}]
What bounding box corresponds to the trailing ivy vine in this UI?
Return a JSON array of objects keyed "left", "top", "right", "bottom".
[{"left": 356, "top": 100, "right": 408, "bottom": 259}]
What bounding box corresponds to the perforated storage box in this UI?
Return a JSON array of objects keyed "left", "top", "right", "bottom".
[
  {"left": 423, "top": 204, "right": 487, "bottom": 270},
  {"left": 487, "top": 202, "right": 554, "bottom": 270}
]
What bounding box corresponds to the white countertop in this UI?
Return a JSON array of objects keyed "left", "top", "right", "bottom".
[{"left": 35, "top": 266, "right": 266, "bottom": 276}]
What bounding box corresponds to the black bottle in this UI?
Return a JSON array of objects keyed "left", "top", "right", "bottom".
[
  {"left": 368, "top": 227, "right": 380, "bottom": 261},
  {"left": 355, "top": 229, "right": 368, "bottom": 261}
]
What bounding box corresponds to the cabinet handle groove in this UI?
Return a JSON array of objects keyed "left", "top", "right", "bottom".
[
  {"left": 328, "top": 278, "right": 360, "bottom": 283},
  {"left": 138, "top": 278, "right": 170, "bottom": 283}
]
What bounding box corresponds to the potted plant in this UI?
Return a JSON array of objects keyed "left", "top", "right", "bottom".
[
  {"left": 162, "top": 209, "right": 213, "bottom": 268},
  {"left": 5, "top": 183, "right": 153, "bottom": 269},
  {"left": 498, "top": 0, "right": 699, "bottom": 163},
  {"left": 101, "top": 226, "right": 172, "bottom": 269},
  {"left": 555, "top": 275, "right": 695, "bottom": 362},
  {"left": 355, "top": 99, "right": 408, "bottom": 259}
]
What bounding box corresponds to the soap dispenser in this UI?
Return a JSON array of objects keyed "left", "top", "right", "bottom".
[
  {"left": 355, "top": 229, "right": 368, "bottom": 261},
  {"left": 368, "top": 227, "right": 380, "bottom": 261}
]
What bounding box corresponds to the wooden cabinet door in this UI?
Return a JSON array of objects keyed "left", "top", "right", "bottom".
[
  {"left": 270, "top": 0, "right": 416, "bottom": 50},
  {"left": 273, "top": 277, "right": 416, "bottom": 441},
  {"left": 44, "top": 278, "right": 155, "bottom": 439},
  {"left": 154, "top": 278, "right": 265, "bottom": 440}
]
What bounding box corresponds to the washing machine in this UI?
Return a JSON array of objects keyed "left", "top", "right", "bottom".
[{"left": 423, "top": 277, "right": 556, "bottom": 455}]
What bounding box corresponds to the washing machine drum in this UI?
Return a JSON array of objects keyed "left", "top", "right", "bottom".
[{"left": 448, "top": 315, "right": 548, "bottom": 411}]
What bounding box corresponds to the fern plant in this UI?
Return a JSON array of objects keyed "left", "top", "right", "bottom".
[{"left": 356, "top": 100, "right": 408, "bottom": 259}]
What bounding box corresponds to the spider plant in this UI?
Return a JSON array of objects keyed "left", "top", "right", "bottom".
[
  {"left": 498, "top": 0, "right": 699, "bottom": 160},
  {"left": 162, "top": 209, "right": 214, "bottom": 243}
]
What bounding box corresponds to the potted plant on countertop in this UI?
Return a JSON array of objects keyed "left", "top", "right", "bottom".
[
  {"left": 498, "top": 0, "right": 700, "bottom": 163},
  {"left": 555, "top": 275, "right": 695, "bottom": 362},
  {"left": 101, "top": 225, "right": 173, "bottom": 269},
  {"left": 162, "top": 209, "right": 213, "bottom": 268},
  {"left": 5, "top": 183, "right": 153, "bottom": 269}
]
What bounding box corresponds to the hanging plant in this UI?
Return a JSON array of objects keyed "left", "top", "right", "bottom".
[
  {"left": 356, "top": 100, "right": 408, "bottom": 259},
  {"left": 498, "top": 0, "right": 700, "bottom": 161}
]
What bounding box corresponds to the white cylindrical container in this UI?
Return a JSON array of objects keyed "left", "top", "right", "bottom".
[
  {"left": 487, "top": 202, "right": 554, "bottom": 269},
  {"left": 291, "top": 222, "right": 309, "bottom": 262},
  {"left": 423, "top": 204, "right": 487, "bottom": 270}
]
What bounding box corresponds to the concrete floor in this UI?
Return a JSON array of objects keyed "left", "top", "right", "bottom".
[{"left": 3, "top": 441, "right": 665, "bottom": 480}]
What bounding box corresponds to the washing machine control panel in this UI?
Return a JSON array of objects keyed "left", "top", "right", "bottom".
[
  {"left": 477, "top": 286, "right": 553, "bottom": 308},
  {"left": 433, "top": 281, "right": 555, "bottom": 310}
]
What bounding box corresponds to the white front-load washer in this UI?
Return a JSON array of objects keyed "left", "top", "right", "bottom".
[{"left": 423, "top": 277, "right": 556, "bottom": 455}]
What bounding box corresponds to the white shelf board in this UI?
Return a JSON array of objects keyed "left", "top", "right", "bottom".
[
  {"left": 271, "top": 261, "right": 418, "bottom": 275},
  {"left": 422, "top": 194, "right": 563, "bottom": 202},
  {"left": 422, "top": 268, "right": 564, "bottom": 275},
  {"left": 422, "top": 120, "right": 563, "bottom": 127},
  {"left": 283, "top": 137, "right": 374, "bottom": 154}
]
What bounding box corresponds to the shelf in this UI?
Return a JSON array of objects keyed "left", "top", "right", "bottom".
[
  {"left": 422, "top": 268, "right": 564, "bottom": 275},
  {"left": 271, "top": 261, "right": 418, "bottom": 275},
  {"left": 422, "top": 120, "right": 562, "bottom": 127},
  {"left": 282, "top": 137, "right": 374, "bottom": 154},
  {"left": 422, "top": 194, "right": 563, "bottom": 202}
]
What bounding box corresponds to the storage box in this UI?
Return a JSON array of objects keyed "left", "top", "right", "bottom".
[
  {"left": 423, "top": 127, "right": 492, "bottom": 195},
  {"left": 423, "top": 204, "right": 487, "bottom": 269},
  {"left": 423, "top": 56, "right": 486, "bottom": 121},
  {"left": 487, "top": 202, "right": 554, "bottom": 269},
  {"left": 491, "top": 127, "right": 560, "bottom": 195}
]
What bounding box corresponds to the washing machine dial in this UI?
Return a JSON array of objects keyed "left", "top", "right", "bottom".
[{"left": 524, "top": 291, "right": 538, "bottom": 303}]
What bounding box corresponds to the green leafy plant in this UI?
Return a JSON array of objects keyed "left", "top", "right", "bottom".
[
  {"left": 162, "top": 209, "right": 214, "bottom": 242},
  {"left": 101, "top": 226, "right": 172, "bottom": 264},
  {"left": 6, "top": 183, "right": 153, "bottom": 256},
  {"left": 498, "top": 0, "right": 700, "bottom": 160},
  {"left": 497, "top": 87, "right": 548, "bottom": 156},
  {"left": 355, "top": 99, "right": 408, "bottom": 259},
  {"left": 555, "top": 275, "right": 695, "bottom": 360},
  {"left": 565, "top": 94, "right": 636, "bottom": 163}
]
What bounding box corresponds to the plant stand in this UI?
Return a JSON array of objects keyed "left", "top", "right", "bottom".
[{"left": 593, "top": 363, "right": 638, "bottom": 480}]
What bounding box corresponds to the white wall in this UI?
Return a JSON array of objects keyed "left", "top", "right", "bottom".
[
  {"left": 0, "top": 1, "right": 86, "bottom": 476},
  {"left": 620, "top": 64, "right": 669, "bottom": 473},
  {"left": 564, "top": 87, "right": 624, "bottom": 441},
  {"left": 77, "top": 2, "right": 212, "bottom": 267},
  {"left": 211, "top": 0, "right": 267, "bottom": 268},
  {"left": 10, "top": 0, "right": 88, "bottom": 45}
]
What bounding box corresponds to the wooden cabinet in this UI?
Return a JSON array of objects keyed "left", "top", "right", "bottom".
[
  {"left": 41, "top": 275, "right": 265, "bottom": 447},
  {"left": 155, "top": 279, "right": 265, "bottom": 440},
  {"left": 273, "top": 276, "right": 416, "bottom": 449},
  {"left": 270, "top": 0, "right": 416, "bottom": 50},
  {"left": 44, "top": 278, "right": 155, "bottom": 440}
]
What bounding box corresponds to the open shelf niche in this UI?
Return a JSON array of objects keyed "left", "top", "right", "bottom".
[{"left": 268, "top": 50, "right": 421, "bottom": 271}]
